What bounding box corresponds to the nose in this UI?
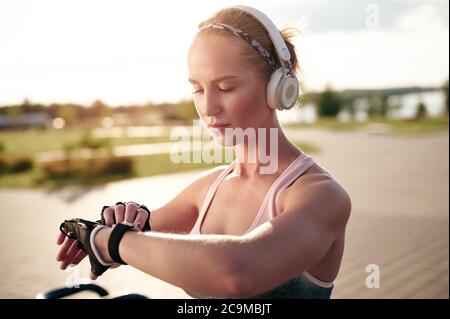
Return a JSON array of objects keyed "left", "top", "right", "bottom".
[{"left": 196, "top": 90, "right": 222, "bottom": 117}]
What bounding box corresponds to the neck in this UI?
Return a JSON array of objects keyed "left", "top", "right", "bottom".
[{"left": 232, "top": 117, "right": 301, "bottom": 178}]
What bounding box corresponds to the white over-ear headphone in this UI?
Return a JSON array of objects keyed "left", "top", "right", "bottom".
[{"left": 231, "top": 5, "right": 300, "bottom": 110}]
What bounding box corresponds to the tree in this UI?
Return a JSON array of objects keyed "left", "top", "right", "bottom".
[
  {"left": 19, "top": 98, "right": 33, "bottom": 113},
  {"left": 317, "top": 86, "right": 342, "bottom": 117},
  {"left": 57, "top": 104, "right": 77, "bottom": 126},
  {"left": 415, "top": 102, "right": 427, "bottom": 120},
  {"left": 89, "top": 99, "right": 111, "bottom": 118},
  {"left": 6, "top": 105, "right": 22, "bottom": 118}
]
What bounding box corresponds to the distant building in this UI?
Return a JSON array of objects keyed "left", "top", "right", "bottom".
[
  {"left": 0, "top": 112, "right": 50, "bottom": 129},
  {"left": 351, "top": 99, "right": 370, "bottom": 122},
  {"left": 280, "top": 89, "right": 446, "bottom": 124},
  {"left": 346, "top": 89, "right": 447, "bottom": 121},
  {"left": 388, "top": 90, "right": 446, "bottom": 119}
]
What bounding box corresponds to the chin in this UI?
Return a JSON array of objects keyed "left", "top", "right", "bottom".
[{"left": 212, "top": 134, "right": 235, "bottom": 147}]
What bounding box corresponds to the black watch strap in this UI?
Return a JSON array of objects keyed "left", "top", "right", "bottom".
[{"left": 108, "top": 223, "right": 133, "bottom": 265}]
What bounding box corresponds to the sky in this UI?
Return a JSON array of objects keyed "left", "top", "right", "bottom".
[{"left": 0, "top": 0, "right": 449, "bottom": 106}]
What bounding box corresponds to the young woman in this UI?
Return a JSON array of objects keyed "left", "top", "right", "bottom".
[{"left": 57, "top": 5, "right": 351, "bottom": 299}]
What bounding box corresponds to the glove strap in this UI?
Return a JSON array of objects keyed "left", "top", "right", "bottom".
[
  {"left": 108, "top": 223, "right": 133, "bottom": 265},
  {"left": 90, "top": 225, "right": 114, "bottom": 266}
]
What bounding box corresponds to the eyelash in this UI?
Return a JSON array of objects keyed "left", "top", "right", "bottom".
[{"left": 192, "top": 88, "right": 234, "bottom": 94}]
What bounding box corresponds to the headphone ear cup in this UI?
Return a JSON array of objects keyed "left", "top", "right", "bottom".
[
  {"left": 266, "top": 68, "right": 283, "bottom": 110},
  {"left": 280, "top": 76, "right": 300, "bottom": 110}
]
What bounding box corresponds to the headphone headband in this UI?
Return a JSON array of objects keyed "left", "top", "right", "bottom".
[
  {"left": 199, "top": 22, "right": 280, "bottom": 71},
  {"left": 230, "top": 5, "right": 292, "bottom": 75}
]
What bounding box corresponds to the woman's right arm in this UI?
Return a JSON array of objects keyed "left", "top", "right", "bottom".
[{"left": 149, "top": 166, "right": 225, "bottom": 234}]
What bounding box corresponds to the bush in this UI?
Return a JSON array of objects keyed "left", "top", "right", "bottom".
[
  {"left": 63, "top": 130, "right": 112, "bottom": 153},
  {"left": 8, "top": 157, "right": 33, "bottom": 173},
  {"left": 40, "top": 156, "right": 133, "bottom": 181},
  {"left": 41, "top": 160, "right": 74, "bottom": 179},
  {"left": 101, "top": 157, "right": 133, "bottom": 175},
  {"left": 0, "top": 158, "right": 7, "bottom": 175},
  {"left": 0, "top": 156, "right": 33, "bottom": 175}
]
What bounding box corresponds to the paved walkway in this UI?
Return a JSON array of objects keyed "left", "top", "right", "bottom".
[{"left": 0, "top": 128, "right": 448, "bottom": 298}]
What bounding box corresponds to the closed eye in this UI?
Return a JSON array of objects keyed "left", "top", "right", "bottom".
[
  {"left": 219, "top": 87, "right": 234, "bottom": 92},
  {"left": 192, "top": 89, "right": 204, "bottom": 94},
  {"left": 192, "top": 88, "right": 234, "bottom": 94}
]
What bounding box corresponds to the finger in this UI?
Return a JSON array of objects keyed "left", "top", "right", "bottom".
[
  {"left": 124, "top": 202, "right": 138, "bottom": 224},
  {"left": 56, "top": 236, "right": 75, "bottom": 261},
  {"left": 60, "top": 241, "right": 80, "bottom": 269},
  {"left": 57, "top": 231, "right": 66, "bottom": 245},
  {"left": 110, "top": 264, "right": 121, "bottom": 269},
  {"left": 102, "top": 206, "right": 115, "bottom": 226},
  {"left": 65, "top": 241, "right": 83, "bottom": 264},
  {"left": 71, "top": 249, "right": 88, "bottom": 266},
  {"left": 89, "top": 271, "right": 98, "bottom": 281},
  {"left": 114, "top": 202, "right": 126, "bottom": 224},
  {"left": 134, "top": 209, "right": 149, "bottom": 231}
]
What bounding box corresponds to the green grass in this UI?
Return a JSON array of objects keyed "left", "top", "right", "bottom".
[
  {"left": 286, "top": 116, "right": 449, "bottom": 135},
  {"left": 0, "top": 141, "right": 319, "bottom": 189},
  {"left": 0, "top": 153, "right": 220, "bottom": 189},
  {"left": 0, "top": 129, "right": 84, "bottom": 155},
  {"left": 0, "top": 128, "right": 172, "bottom": 156},
  {"left": 133, "top": 153, "right": 220, "bottom": 176},
  {"left": 0, "top": 170, "right": 40, "bottom": 188},
  {"left": 388, "top": 117, "right": 449, "bottom": 135}
]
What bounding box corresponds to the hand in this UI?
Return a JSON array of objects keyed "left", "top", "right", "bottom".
[
  {"left": 56, "top": 231, "right": 87, "bottom": 270},
  {"left": 57, "top": 218, "right": 112, "bottom": 280},
  {"left": 57, "top": 225, "right": 114, "bottom": 280},
  {"left": 56, "top": 202, "right": 151, "bottom": 278},
  {"left": 101, "top": 201, "right": 151, "bottom": 231}
]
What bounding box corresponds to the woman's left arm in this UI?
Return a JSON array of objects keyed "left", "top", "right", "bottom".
[
  {"left": 236, "top": 178, "right": 351, "bottom": 296},
  {"left": 94, "top": 178, "right": 351, "bottom": 298},
  {"left": 94, "top": 227, "right": 252, "bottom": 298}
]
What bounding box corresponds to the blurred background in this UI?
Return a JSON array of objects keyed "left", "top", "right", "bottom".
[{"left": 0, "top": 0, "right": 448, "bottom": 299}]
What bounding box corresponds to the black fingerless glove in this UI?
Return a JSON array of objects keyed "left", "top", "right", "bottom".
[
  {"left": 59, "top": 218, "right": 112, "bottom": 277},
  {"left": 99, "top": 202, "right": 152, "bottom": 231}
]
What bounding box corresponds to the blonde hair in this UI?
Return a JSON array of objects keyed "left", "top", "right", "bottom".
[{"left": 197, "top": 7, "right": 301, "bottom": 82}]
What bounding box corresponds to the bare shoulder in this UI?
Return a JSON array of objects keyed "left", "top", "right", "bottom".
[{"left": 281, "top": 164, "right": 352, "bottom": 228}]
